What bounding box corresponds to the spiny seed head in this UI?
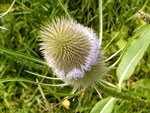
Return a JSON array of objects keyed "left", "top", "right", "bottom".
[{"left": 39, "top": 17, "right": 107, "bottom": 88}]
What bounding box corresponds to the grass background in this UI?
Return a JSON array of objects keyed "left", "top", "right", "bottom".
[{"left": 0, "top": 0, "right": 150, "bottom": 112}]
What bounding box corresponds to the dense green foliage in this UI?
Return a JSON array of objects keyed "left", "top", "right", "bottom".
[{"left": 0, "top": 0, "right": 150, "bottom": 112}]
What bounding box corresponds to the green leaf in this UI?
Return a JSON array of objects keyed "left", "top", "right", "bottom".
[
  {"left": 117, "top": 27, "right": 150, "bottom": 88},
  {"left": 90, "top": 97, "right": 116, "bottom": 113}
]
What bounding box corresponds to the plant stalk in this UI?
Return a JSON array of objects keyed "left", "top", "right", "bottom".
[{"left": 98, "top": 82, "right": 150, "bottom": 105}]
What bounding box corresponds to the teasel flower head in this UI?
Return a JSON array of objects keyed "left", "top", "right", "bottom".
[{"left": 39, "top": 17, "right": 107, "bottom": 89}]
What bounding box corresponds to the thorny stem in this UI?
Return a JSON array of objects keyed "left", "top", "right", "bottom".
[{"left": 97, "top": 82, "right": 150, "bottom": 105}]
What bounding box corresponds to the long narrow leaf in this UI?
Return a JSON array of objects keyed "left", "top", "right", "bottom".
[
  {"left": 110, "top": 25, "right": 150, "bottom": 68},
  {"left": 90, "top": 97, "right": 116, "bottom": 113},
  {"left": 117, "top": 27, "right": 150, "bottom": 88}
]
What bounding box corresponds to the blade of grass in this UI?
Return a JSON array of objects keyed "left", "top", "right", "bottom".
[
  {"left": 57, "top": 0, "right": 72, "bottom": 20},
  {"left": 36, "top": 79, "right": 53, "bottom": 113},
  {"left": 0, "top": 46, "right": 47, "bottom": 65},
  {"left": 25, "top": 70, "right": 62, "bottom": 80},
  {"left": 0, "top": 0, "right": 15, "bottom": 18},
  {"left": 0, "top": 78, "right": 67, "bottom": 87},
  {"left": 99, "top": 0, "right": 103, "bottom": 46}
]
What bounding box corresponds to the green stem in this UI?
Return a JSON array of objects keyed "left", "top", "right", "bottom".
[
  {"left": 99, "top": 0, "right": 102, "bottom": 45},
  {"left": 98, "top": 83, "right": 150, "bottom": 105}
]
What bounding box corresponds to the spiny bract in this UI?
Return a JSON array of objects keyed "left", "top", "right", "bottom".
[{"left": 39, "top": 17, "right": 107, "bottom": 89}]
